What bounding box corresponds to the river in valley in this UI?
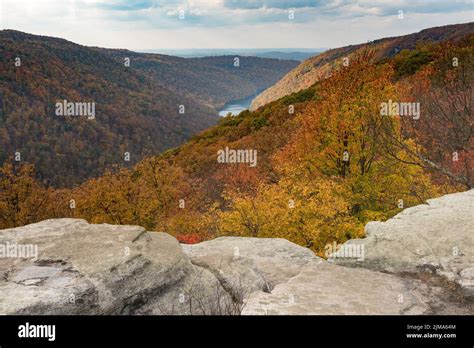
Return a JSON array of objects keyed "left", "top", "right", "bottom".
[{"left": 218, "top": 94, "right": 256, "bottom": 117}]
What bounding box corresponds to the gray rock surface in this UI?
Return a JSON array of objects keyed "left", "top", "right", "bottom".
[
  {"left": 330, "top": 190, "right": 474, "bottom": 298},
  {"left": 242, "top": 261, "right": 431, "bottom": 315},
  {"left": 0, "top": 219, "right": 232, "bottom": 315},
  {"left": 182, "top": 239, "right": 460, "bottom": 315},
  {"left": 0, "top": 190, "right": 472, "bottom": 315},
  {"left": 182, "top": 237, "right": 321, "bottom": 301}
]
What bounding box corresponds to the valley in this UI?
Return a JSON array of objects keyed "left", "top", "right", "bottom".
[
  {"left": 0, "top": 30, "right": 298, "bottom": 186},
  {"left": 0, "top": 0, "right": 473, "bottom": 336},
  {"left": 0, "top": 23, "right": 472, "bottom": 259}
]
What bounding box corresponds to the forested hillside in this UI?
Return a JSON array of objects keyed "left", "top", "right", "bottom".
[
  {"left": 96, "top": 49, "right": 299, "bottom": 109},
  {"left": 251, "top": 22, "right": 474, "bottom": 109},
  {"left": 0, "top": 30, "right": 297, "bottom": 186},
  {"left": 1, "top": 31, "right": 472, "bottom": 256}
]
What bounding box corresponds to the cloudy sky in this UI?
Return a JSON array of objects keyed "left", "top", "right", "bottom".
[{"left": 0, "top": 0, "right": 472, "bottom": 50}]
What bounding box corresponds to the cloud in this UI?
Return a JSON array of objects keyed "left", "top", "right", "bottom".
[
  {"left": 0, "top": 0, "right": 471, "bottom": 49},
  {"left": 223, "top": 0, "right": 326, "bottom": 10},
  {"left": 95, "top": 0, "right": 159, "bottom": 11},
  {"left": 223, "top": 0, "right": 473, "bottom": 15},
  {"left": 3, "top": 1, "right": 471, "bottom": 30},
  {"left": 86, "top": 0, "right": 473, "bottom": 28}
]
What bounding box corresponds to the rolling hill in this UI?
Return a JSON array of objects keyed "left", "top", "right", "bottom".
[
  {"left": 251, "top": 22, "right": 474, "bottom": 110},
  {"left": 0, "top": 30, "right": 298, "bottom": 186}
]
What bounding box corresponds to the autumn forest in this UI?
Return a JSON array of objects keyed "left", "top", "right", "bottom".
[{"left": 0, "top": 24, "right": 473, "bottom": 257}]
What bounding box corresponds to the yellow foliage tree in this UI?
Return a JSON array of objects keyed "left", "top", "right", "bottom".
[
  {"left": 275, "top": 54, "right": 443, "bottom": 223},
  {"left": 217, "top": 175, "right": 363, "bottom": 256},
  {"left": 73, "top": 158, "right": 192, "bottom": 230},
  {"left": 0, "top": 161, "right": 48, "bottom": 228}
]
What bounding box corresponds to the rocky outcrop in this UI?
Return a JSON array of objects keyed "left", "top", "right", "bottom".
[
  {"left": 330, "top": 190, "right": 474, "bottom": 300},
  {"left": 182, "top": 237, "right": 320, "bottom": 301},
  {"left": 183, "top": 238, "right": 434, "bottom": 314},
  {"left": 0, "top": 190, "right": 472, "bottom": 315},
  {"left": 0, "top": 219, "right": 233, "bottom": 315},
  {"left": 242, "top": 262, "right": 433, "bottom": 315}
]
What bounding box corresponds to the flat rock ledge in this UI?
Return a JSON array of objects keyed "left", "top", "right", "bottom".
[
  {"left": 0, "top": 190, "right": 472, "bottom": 315},
  {"left": 330, "top": 189, "right": 474, "bottom": 301},
  {"left": 0, "top": 219, "right": 232, "bottom": 315}
]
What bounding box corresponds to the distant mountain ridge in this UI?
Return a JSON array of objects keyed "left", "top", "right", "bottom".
[
  {"left": 0, "top": 30, "right": 297, "bottom": 186},
  {"left": 138, "top": 48, "right": 322, "bottom": 61},
  {"left": 251, "top": 22, "right": 474, "bottom": 110}
]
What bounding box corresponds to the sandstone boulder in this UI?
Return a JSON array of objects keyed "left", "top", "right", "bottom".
[
  {"left": 242, "top": 261, "right": 431, "bottom": 315},
  {"left": 0, "top": 219, "right": 233, "bottom": 315},
  {"left": 330, "top": 190, "right": 474, "bottom": 298},
  {"left": 182, "top": 237, "right": 441, "bottom": 315},
  {"left": 182, "top": 237, "right": 321, "bottom": 301},
  {"left": 0, "top": 189, "right": 472, "bottom": 315}
]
